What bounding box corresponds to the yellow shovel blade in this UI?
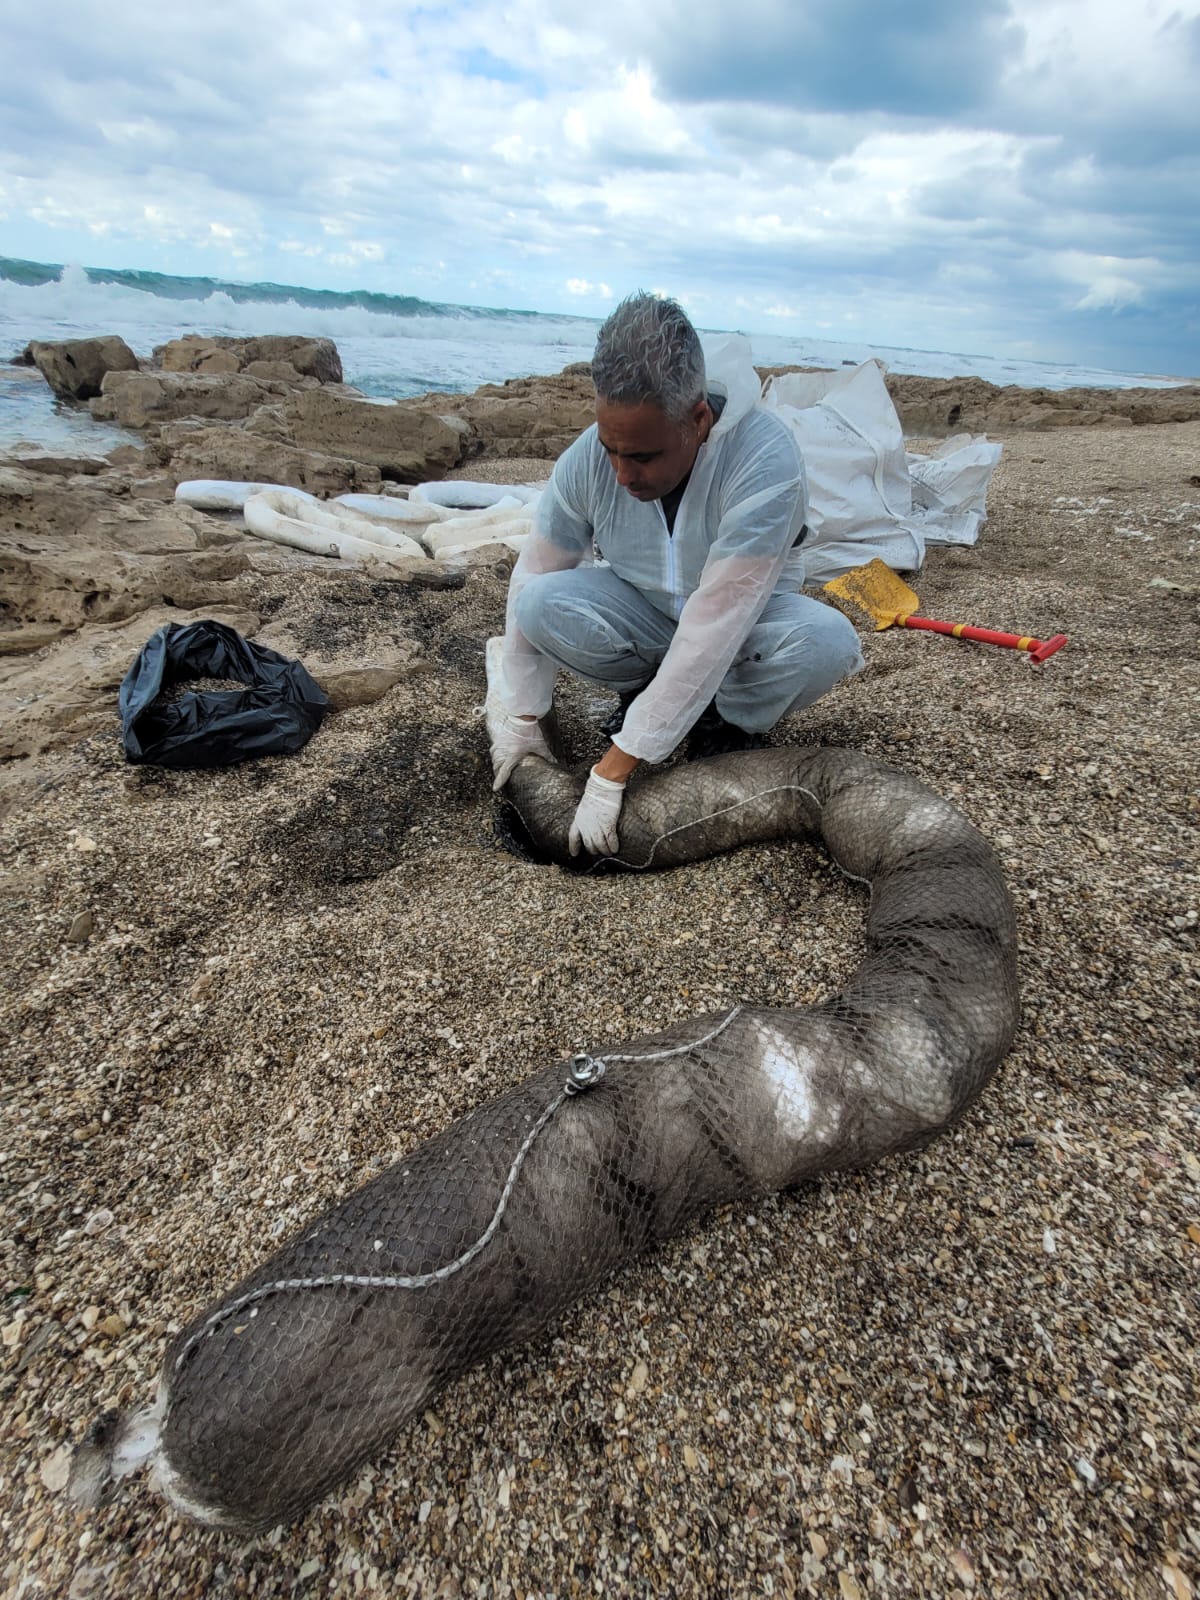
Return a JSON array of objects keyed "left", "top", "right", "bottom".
[{"left": 823, "top": 558, "right": 921, "bottom": 631}]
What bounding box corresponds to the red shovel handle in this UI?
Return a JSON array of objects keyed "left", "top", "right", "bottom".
[{"left": 896, "top": 614, "right": 1067, "bottom": 662}]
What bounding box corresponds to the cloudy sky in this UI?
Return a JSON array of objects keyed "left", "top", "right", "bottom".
[{"left": 1, "top": 0, "right": 1197, "bottom": 375}]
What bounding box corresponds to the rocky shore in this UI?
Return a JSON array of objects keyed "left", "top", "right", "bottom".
[
  {"left": 14, "top": 333, "right": 1200, "bottom": 489},
  {"left": 1, "top": 336, "right": 1197, "bottom": 1599}
]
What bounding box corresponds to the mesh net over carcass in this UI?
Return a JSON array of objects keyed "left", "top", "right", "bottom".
[{"left": 70, "top": 652, "right": 1019, "bottom": 1531}]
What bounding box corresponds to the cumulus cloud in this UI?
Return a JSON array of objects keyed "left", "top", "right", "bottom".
[{"left": 0, "top": 0, "right": 1196, "bottom": 372}]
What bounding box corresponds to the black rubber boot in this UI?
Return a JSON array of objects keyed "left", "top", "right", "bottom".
[
  {"left": 600, "top": 691, "right": 640, "bottom": 738},
  {"left": 686, "top": 704, "right": 767, "bottom": 760}
]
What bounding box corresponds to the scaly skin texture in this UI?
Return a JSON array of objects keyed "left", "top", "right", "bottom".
[{"left": 71, "top": 705, "right": 1018, "bottom": 1532}]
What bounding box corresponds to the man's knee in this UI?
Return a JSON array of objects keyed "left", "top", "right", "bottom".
[
  {"left": 721, "top": 600, "right": 863, "bottom": 725},
  {"left": 775, "top": 604, "right": 864, "bottom": 709},
  {"left": 777, "top": 604, "right": 863, "bottom": 677},
  {"left": 747, "top": 600, "right": 861, "bottom": 677},
  {"left": 514, "top": 573, "right": 653, "bottom": 681},
  {"left": 512, "top": 575, "right": 556, "bottom": 648},
  {"left": 513, "top": 573, "right": 596, "bottom": 653}
]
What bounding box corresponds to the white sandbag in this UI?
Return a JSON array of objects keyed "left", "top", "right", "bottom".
[
  {"left": 761, "top": 361, "right": 1002, "bottom": 579},
  {"left": 243, "top": 491, "right": 428, "bottom": 565},
  {"left": 762, "top": 361, "right": 925, "bottom": 583},
  {"left": 332, "top": 493, "right": 455, "bottom": 526},
  {"left": 300, "top": 496, "right": 429, "bottom": 558},
  {"left": 907, "top": 435, "right": 1004, "bottom": 547},
  {"left": 441, "top": 523, "right": 532, "bottom": 557},
  {"left": 434, "top": 497, "right": 526, "bottom": 526},
  {"left": 421, "top": 510, "right": 535, "bottom": 558},
  {"left": 175, "top": 480, "right": 315, "bottom": 511},
  {"left": 410, "top": 481, "right": 543, "bottom": 510},
  {"left": 417, "top": 502, "right": 524, "bottom": 549}
]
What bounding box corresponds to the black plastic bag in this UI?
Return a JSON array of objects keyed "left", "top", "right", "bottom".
[{"left": 119, "top": 620, "right": 330, "bottom": 768}]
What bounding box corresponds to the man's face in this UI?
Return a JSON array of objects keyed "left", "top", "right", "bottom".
[{"left": 595, "top": 397, "right": 712, "bottom": 503}]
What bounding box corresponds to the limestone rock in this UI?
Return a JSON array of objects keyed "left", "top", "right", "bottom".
[
  {"left": 154, "top": 335, "right": 342, "bottom": 384},
  {"left": 9, "top": 455, "right": 107, "bottom": 477},
  {"left": 27, "top": 336, "right": 140, "bottom": 402},
  {"left": 0, "top": 465, "right": 238, "bottom": 548},
  {"left": 89, "top": 371, "right": 290, "bottom": 429},
  {"left": 242, "top": 406, "right": 294, "bottom": 442},
  {"left": 0, "top": 622, "right": 73, "bottom": 656},
  {"left": 157, "top": 336, "right": 238, "bottom": 373},
  {"left": 153, "top": 424, "right": 382, "bottom": 496},
  {"left": 402, "top": 370, "right": 595, "bottom": 461},
  {"left": 1126, "top": 390, "right": 1200, "bottom": 423},
  {"left": 241, "top": 336, "right": 342, "bottom": 384},
  {"left": 105, "top": 445, "right": 149, "bottom": 468},
  {"left": 459, "top": 389, "right": 594, "bottom": 448},
  {"left": 381, "top": 563, "right": 467, "bottom": 592},
  {"left": 480, "top": 431, "right": 581, "bottom": 461},
  {"left": 281, "top": 389, "right": 467, "bottom": 481},
  {"left": 128, "top": 476, "right": 178, "bottom": 501},
  {"left": 3, "top": 544, "right": 253, "bottom": 632},
  {"left": 255, "top": 626, "right": 429, "bottom": 710},
  {"left": 242, "top": 360, "right": 306, "bottom": 383},
  {"left": 439, "top": 541, "right": 517, "bottom": 572},
  {"left": 158, "top": 340, "right": 242, "bottom": 375},
  {"left": 0, "top": 466, "right": 256, "bottom": 631}
]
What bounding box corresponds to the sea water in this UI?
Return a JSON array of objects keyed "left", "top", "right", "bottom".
[{"left": 0, "top": 257, "right": 1189, "bottom": 457}]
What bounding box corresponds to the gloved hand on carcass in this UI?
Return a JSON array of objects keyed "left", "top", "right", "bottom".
[
  {"left": 490, "top": 710, "right": 556, "bottom": 791},
  {"left": 569, "top": 767, "right": 627, "bottom": 857}
]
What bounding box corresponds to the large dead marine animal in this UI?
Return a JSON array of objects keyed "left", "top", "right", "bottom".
[{"left": 70, "top": 654, "right": 1019, "bottom": 1530}]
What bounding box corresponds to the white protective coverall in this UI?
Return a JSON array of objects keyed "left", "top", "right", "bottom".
[{"left": 498, "top": 335, "right": 863, "bottom": 764}]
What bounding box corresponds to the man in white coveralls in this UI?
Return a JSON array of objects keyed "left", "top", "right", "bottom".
[{"left": 490, "top": 292, "right": 863, "bottom": 858}]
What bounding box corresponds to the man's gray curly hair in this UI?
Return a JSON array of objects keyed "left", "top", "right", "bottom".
[{"left": 591, "top": 292, "right": 706, "bottom": 423}]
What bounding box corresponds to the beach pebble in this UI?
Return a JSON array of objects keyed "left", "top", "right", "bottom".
[
  {"left": 67, "top": 1571, "right": 105, "bottom": 1600},
  {"left": 65, "top": 910, "right": 94, "bottom": 943},
  {"left": 40, "top": 1445, "right": 73, "bottom": 1493},
  {"left": 1161, "top": 1562, "right": 1194, "bottom": 1600},
  {"left": 949, "top": 1548, "right": 977, "bottom": 1588}
]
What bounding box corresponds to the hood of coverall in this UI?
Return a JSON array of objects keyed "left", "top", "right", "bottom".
[{"left": 699, "top": 333, "right": 765, "bottom": 439}]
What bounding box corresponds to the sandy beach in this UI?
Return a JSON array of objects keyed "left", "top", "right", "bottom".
[{"left": 1, "top": 362, "right": 1198, "bottom": 1598}]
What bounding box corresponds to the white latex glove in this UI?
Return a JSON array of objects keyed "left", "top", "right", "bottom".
[
  {"left": 491, "top": 711, "right": 555, "bottom": 791},
  {"left": 569, "top": 767, "right": 626, "bottom": 858}
]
